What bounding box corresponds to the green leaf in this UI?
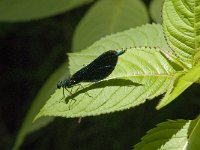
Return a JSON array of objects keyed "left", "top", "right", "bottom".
[
  {"left": 149, "top": 0, "right": 164, "bottom": 23},
  {"left": 134, "top": 115, "right": 200, "bottom": 150},
  {"left": 163, "top": 0, "right": 200, "bottom": 69},
  {"left": 72, "top": 0, "right": 149, "bottom": 51},
  {"left": 12, "top": 63, "right": 69, "bottom": 150},
  {"left": 35, "top": 47, "right": 175, "bottom": 119},
  {"left": 34, "top": 24, "right": 178, "bottom": 120},
  {"left": 187, "top": 116, "right": 200, "bottom": 149},
  {"left": 0, "top": 0, "right": 93, "bottom": 22},
  {"left": 157, "top": 0, "right": 200, "bottom": 109},
  {"left": 157, "top": 62, "right": 200, "bottom": 109},
  {"left": 194, "top": 48, "right": 200, "bottom": 65}
]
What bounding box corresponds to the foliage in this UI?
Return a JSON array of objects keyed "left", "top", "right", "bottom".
[
  {"left": 150, "top": 0, "right": 164, "bottom": 23},
  {"left": 34, "top": 24, "right": 177, "bottom": 119},
  {"left": 10, "top": 0, "right": 150, "bottom": 149},
  {"left": 72, "top": 0, "right": 149, "bottom": 50},
  {"left": 0, "top": 0, "right": 198, "bottom": 149},
  {"left": 0, "top": 0, "right": 93, "bottom": 22},
  {"left": 134, "top": 116, "right": 200, "bottom": 150},
  {"left": 12, "top": 63, "right": 69, "bottom": 150},
  {"left": 36, "top": 0, "right": 200, "bottom": 149}
]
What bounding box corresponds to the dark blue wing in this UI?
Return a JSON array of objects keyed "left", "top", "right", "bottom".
[{"left": 71, "top": 50, "right": 119, "bottom": 83}]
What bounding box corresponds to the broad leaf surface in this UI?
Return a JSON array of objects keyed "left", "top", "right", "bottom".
[
  {"left": 0, "top": 0, "right": 93, "bottom": 22},
  {"left": 157, "top": 0, "right": 200, "bottom": 109},
  {"left": 163, "top": 0, "right": 200, "bottom": 68},
  {"left": 134, "top": 116, "right": 200, "bottom": 150},
  {"left": 72, "top": 0, "right": 149, "bottom": 51},
  {"left": 34, "top": 24, "right": 178, "bottom": 120}
]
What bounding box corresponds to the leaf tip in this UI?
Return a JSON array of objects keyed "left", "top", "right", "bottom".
[
  {"left": 156, "top": 97, "right": 168, "bottom": 110},
  {"left": 33, "top": 112, "right": 42, "bottom": 123},
  {"left": 156, "top": 103, "right": 163, "bottom": 110}
]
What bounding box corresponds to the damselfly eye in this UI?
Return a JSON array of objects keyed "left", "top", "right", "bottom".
[{"left": 57, "top": 81, "right": 62, "bottom": 89}]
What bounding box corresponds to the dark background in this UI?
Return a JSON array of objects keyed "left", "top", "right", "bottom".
[{"left": 0, "top": 0, "right": 199, "bottom": 149}]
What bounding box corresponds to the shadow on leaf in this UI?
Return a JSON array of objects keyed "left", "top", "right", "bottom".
[{"left": 64, "top": 79, "right": 142, "bottom": 103}]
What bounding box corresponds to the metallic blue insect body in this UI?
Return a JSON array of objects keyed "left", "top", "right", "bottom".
[{"left": 57, "top": 50, "right": 126, "bottom": 91}]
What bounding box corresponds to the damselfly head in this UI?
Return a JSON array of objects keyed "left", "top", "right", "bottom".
[{"left": 57, "top": 81, "right": 63, "bottom": 89}]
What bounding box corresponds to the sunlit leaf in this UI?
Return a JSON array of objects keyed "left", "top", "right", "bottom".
[
  {"left": 163, "top": 0, "right": 200, "bottom": 68},
  {"left": 34, "top": 24, "right": 179, "bottom": 120},
  {"left": 157, "top": 62, "right": 200, "bottom": 109},
  {"left": 134, "top": 116, "right": 200, "bottom": 150}
]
